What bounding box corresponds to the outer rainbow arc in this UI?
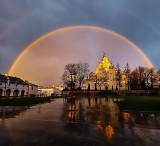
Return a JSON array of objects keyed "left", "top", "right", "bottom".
[{"left": 8, "top": 25, "right": 154, "bottom": 75}]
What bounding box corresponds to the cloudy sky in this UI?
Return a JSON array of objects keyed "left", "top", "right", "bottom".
[{"left": 0, "top": 0, "right": 160, "bottom": 75}]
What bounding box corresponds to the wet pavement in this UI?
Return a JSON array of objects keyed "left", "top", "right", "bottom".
[{"left": 0, "top": 97, "right": 160, "bottom": 146}]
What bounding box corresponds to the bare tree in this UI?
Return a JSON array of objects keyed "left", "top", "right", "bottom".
[
  {"left": 62, "top": 70, "right": 69, "bottom": 89},
  {"left": 147, "top": 68, "right": 158, "bottom": 89},
  {"left": 129, "top": 67, "right": 147, "bottom": 90},
  {"left": 62, "top": 62, "right": 90, "bottom": 90},
  {"left": 76, "top": 62, "right": 90, "bottom": 89},
  {"left": 95, "top": 75, "right": 103, "bottom": 90},
  {"left": 130, "top": 68, "right": 139, "bottom": 90},
  {"left": 129, "top": 66, "right": 159, "bottom": 90},
  {"left": 64, "top": 63, "right": 77, "bottom": 90},
  {"left": 95, "top": 67, "right": 108, "bottom": 90},
  {"left": 137, "top": 66, "right": 146, "bottom": 89},
  {"left": 136, "top": 67, "right": 158, "bottom": 90}
]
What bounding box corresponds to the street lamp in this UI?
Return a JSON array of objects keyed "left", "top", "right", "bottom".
[
  {"left": 94, "top": 80, "right": 97, "bottom": 91},
  {"left": 52, "top": 85, "right": 55, "bottom": 96},
  {"left": 4, "top": 74, "right": 9, "bottom": 96}
]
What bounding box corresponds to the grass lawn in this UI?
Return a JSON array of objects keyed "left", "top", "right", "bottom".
[
  {"left": 0, "top": 97, "right": 56, "bottom": 106},
  {"left": 0, "top": 95, "right": 71, "bottom": 106},
  {"left": 116, "top": 96, "right": 160, "bottom": 111}
]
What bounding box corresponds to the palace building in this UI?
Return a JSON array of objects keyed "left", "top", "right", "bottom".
[{"left": 86, "top": 54, "right": 127, "bottom": 90}]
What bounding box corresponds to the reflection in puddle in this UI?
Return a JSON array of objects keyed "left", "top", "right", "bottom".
[
  {"left": 0, "top": 106, "right": 29, "bottom": 121},
  {"left": 121, "top": 111, "right": 160, "bottom": 129},
  {"left": 0, "top": 97, "right": 159, "bottom": 146}
]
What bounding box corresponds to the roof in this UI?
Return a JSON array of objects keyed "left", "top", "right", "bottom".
[
  {"left": 0, "top": 74, "right": 29, "bottom": 85},
  {"left": 29, "top": 83, "right": 38, "bottom": 87}
]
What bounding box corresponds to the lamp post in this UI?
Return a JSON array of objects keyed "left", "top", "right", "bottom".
[
  {"left": 94, "top": 80, "right": 97, "bottom": 91},
  {"left": 15, "top": 80, "right": 18, "bottom": 97},
  {"left": 25, "top": 80, "right": 29, "bottom": 97},
  {"left": 70, "top": 73, "right": 73, "bottom": 90},
  {"left": 53, "top": 85, "right": 55, "bottom": 96},
  {"left": 27, "top": 83, "right": 30, "bottom": 97},
  {"left": 4, "top": 74, "right": 9, "bottom": 97}
]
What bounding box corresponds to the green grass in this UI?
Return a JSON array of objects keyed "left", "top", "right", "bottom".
[
  {"left": 116, "top": 96, "right": 160, "bottom": 111},
  {"left": 0, "top": 95, "right": 71, "bottom": 106}
]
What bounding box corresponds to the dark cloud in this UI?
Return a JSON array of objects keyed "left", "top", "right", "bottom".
[{"left": 0, "top": 0, "right": 160, "bottom": 75}]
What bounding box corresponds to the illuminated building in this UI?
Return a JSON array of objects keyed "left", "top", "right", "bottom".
[
  {"left": 86, "top": 54, "right": 127, "bottom": 90},
  {"left": 0, "top": 74, "right": 38, "bottom": 97},
  {"left": 38, "top": 87, "right": 54, "bottom": 96},
  {"left": 38, "top": 86, "right": 63, "bottom": 96}
]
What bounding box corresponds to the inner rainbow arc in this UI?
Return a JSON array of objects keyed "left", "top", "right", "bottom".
[{"left": 8, "top": 25, "right": 154, "bottom": 75}]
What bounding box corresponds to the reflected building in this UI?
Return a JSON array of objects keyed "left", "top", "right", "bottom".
[
  {"left": 0, "top": 106, "right": 29, "bottom": 121},
  {"left": 121, "top": 111, "right": 160, "bottom": 130},
  {"left": 64, "top": 97, "right": 119, "bottom": 142},
  {"left": 63, "top": 97, "right": 160, "bottom": 144},
  {"left": 85, "top": 97, "right": 119, "bottom": 142},
  {"left": 0, "top": 97, "right": 160, "bottom": 146}
]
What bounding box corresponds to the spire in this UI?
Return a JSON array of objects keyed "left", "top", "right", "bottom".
[{"left": 103, "top": 52, "right": 106, "bottom": 58}]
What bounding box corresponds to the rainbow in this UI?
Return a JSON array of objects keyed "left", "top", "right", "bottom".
[{"left": 8, "top": 25, "right": 154, "bottom": 75}]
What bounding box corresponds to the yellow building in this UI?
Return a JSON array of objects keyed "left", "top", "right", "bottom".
[{"left": 86, "top": 54, "right": 127, "bottom": 90}]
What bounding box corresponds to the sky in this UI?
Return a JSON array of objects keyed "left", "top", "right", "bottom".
[
  {"left": 8, "top": 26, "right": 154, "bottom": 86},
  {"left": 0, "top": 0, "right": 160, "bottom": 85}
]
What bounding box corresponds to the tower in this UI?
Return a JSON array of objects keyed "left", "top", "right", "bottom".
[{"left": 96, "top": 53, "right": 112, "bottom": 75}]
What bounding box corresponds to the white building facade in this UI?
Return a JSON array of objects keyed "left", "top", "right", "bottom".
[
  {"left": 38, "top": 87, "right": 54, "bottom": 96},
  {"left": 0, "top": 74, "right": 38, "bottom": 97}
]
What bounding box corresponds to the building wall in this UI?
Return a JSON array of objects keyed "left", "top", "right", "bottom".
[
  {"left": 0, "top": 80, "right": 38, "bottom": 97},
  {"left": 28, "top": 84, "right": 38, "bottom": 96},
  {"left": 0, "top": 82, "right": 29, "bottom": 96},
  {"left": 107, "top": 69, "right": 117, "bottom": 90},
  {"left": 85, "top": 55, "right": 128, "bottom": 91},
  {"left": 86, "top": 69, "right": 119, "bottom": 91},
  {"left": 38, "top": 87, "right": 54, "bottom": 96}
]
